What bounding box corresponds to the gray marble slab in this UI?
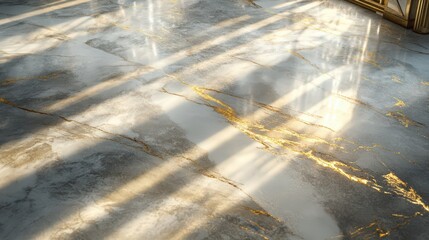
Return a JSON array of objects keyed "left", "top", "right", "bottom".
[{"left": 1, "top": 0, "right": 428, "bottom": 239}]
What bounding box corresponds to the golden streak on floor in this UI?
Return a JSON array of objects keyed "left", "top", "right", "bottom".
[{"left": 166, "top": 79, "right": 429, "bottom": 216}]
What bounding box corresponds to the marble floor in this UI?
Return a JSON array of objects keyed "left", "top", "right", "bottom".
[{"left": 0, "top": 0, "right": 429, "bottom": 239}]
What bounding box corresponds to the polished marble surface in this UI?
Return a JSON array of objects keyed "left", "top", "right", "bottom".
[{"left": 0, "top": 0, "right": 429, "bottom": 239}]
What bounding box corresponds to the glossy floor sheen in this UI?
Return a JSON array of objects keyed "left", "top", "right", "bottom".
[{"left": 0, "top": 0, "right": 428, "bottom": 239}]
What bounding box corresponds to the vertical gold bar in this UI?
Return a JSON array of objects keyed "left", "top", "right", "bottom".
[{"left": 414, "top": 0, "right": 429, "bottom": 33}]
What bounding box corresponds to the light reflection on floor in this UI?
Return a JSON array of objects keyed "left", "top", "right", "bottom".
[{"left": 0, "top": 0, "right": 428, "bottom": 239}]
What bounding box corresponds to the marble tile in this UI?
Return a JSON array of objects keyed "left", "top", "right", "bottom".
[{"left": 0, "top": 0, "right": 428, "bottom": 239}]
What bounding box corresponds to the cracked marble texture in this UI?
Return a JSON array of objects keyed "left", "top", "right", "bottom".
[{"left": 1, "top": 0, "right": 429, "bottom": 239}]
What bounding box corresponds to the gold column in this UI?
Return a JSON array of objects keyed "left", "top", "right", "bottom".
[{"left": 413, "top": 0, "right": 429, "bottom": 33}]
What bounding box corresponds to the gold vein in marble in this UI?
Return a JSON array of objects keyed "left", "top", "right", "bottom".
[
  {"left": 353, "top": 144, "right": 381, "bottom": 152},
  {"left": 335, "top": 94, "right": 381, "bottom": 114},
  {"left": 391, "top": 75, "right": 402, "bottom": 83},
  {"left": 167, "top": 84, "right": 384, "bottom": 192},
  {"left": 244, "top": 207, "right": 282, "bottom": 222},
  {"left": 239, "top": 226, "right": 269, "bottom": 240},
  {"left": 362, "top": 52, "right": 382, "bottom": 68},
  {"left": 164, "top": 80, "right": 429, "bottom": 214},
  {"left": 96, "top": 15, "right": 163, "bottom": 40},
  {"left": 351, "top": 211, "right": 424, "bottom": 239},
  {"left": 392, "top": 212, "right": 423, "bottom": 218},
  {"left": 336, "top": 94, "right": 423, "bottom": 129},
  {"left": 350, "top": 221, "right": 390, "bottom": 238},
  {"left": 1, "top": 71, "right": 68, "bottom": 86},
  {"left": 0, "top": 97, "right": 161, "bottom": 159},
  {"left": 393, "top": 98, "right": 406, "bottom": 108},
  {"left": 277, "top": 49, "right": 422, "bottom": 132},
  {"left": 384, "top": 173, "right": 429, "bottom": 212},
  {"left": 386, "top": 111, "right": 424, "bottom": 128},
  {"left": 243, "top": 0, "right": 261, "bottom": 8},
  {"left": 195, "top": 86, "right": 336, "bottom": 135}
]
